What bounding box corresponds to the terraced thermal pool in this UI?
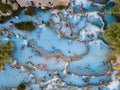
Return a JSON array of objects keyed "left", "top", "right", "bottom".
[{"left": 0, "top": 0, "right": 119, "bottom": 90}]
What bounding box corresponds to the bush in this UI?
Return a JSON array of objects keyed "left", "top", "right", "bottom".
[
  {"left": 54, "top": 5, "right": 68, "bottom": 10},
  {"left": 24, "top": 7, "right": 35, "bottom": 16},
  {"left": 103, "top": 22, "right": 120, "bottom": 54},
  {"left": 17, "top": 83, "right": 26, "bottom": 90},
  {"left": 0, "top": 8, "right": 23, "bottom": 23},
  {"left": 0, "top": 41, "right": 14, "bottom": 64},
  {"left": 109, "top": 0, "right": 120, "bottom": 17},
  {"left": 14, "top": 22, "right": 35, "bottom": 31},
  {"left": 103, "top": 0, "right": 120, "bottom": 63},
  {"left": 103, "top": 22, "right": 120, "bottom": 62},
  {"left": 12, "top": 7, "right": 24, "bottom": 17},
  {"left": 45, "top": 22, "right": 50, "bottom": 27},
  {"left": 0, "top": 3, "right": 12, "bottom": 13},
  {"left": 0, "top": 16, "right": 11, "bottom": 23}
]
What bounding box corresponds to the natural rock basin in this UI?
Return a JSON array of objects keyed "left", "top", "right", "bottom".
[{"left": 0, "top": 0, "right": 118, "bottom": 90}]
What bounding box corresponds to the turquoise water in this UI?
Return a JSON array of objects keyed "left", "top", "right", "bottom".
[{"left": 0, "top": 0, "right": 118, "bottom": 89}]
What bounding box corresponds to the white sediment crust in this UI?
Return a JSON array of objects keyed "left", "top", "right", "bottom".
[{"left": 16, "top": 0, "right": 69, "bottom": 7}]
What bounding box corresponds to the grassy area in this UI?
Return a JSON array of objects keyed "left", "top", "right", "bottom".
[
  {"left": 0, "top": 41, "right": 14, "bottom": 64},
  {"left": 24, "top": 7, "right": 35, "bottom": 16},
  {"left": 14, "top": 22, "right": 35, "bottom": 31}
]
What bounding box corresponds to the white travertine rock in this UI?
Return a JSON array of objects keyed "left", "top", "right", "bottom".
[{"left": 16, "top": 0, "right": 69, "bottom": 7}]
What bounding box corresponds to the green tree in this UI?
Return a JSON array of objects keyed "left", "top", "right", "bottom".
[
  {"left": 109, "top": 0, "right": 120, "bottom": 17},
  {"left": 0, "top": 41, "right": 14, "bottom": 64},
  {"left": 103, "top": 22, "right": 120, "bottom": 54}
]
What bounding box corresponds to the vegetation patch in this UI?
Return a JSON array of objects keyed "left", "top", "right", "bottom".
[
  {"left": 24, "top": 7, "right": 35, "bottom": 16},
  {"left": 0, "top": 8, "right": 23, "bottom": 23},
  {"left": 0, "top": 16, "right": 11, "bottom": 23},
  {"left": 103, "top": 22, "right": 120, "bottom": 53},
  {"left": 12, "top": 7, "right": 24, "bottom": 17},
  {"left": 0, "top": 2, "right": 12, "bottom": 13},
  {"left": 38, "top": 5, "right": 68, "bottom": 12},
  {"left": 17, "top": 83, "right": 26, "bottom": 90},
  {"left": 14, "top": 22, "right": 35, "bottom": 31},
  {"left": 0, "top": 41, "right": 14, "bottom": 64},
  {"left": 54, "top": 5, "right": 68, "bottom": 10},
  {"left": 103, "top": 0, "right": 120, "bottom": 64},
  {"left": 109, "top": 0, "right": 120, "bottom": 17}
]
